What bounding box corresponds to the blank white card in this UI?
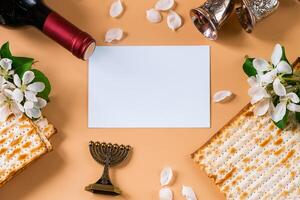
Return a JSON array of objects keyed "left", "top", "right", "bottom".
[{"left": 89, "top": 46, "right": 210, "bottom": 128}]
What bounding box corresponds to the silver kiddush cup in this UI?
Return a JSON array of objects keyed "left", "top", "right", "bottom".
[
  {"left": 236, "top": 0, "right": 279, "bottom": 33},
  {"left": 190, "top": 0, "right": 235, "bottom": 40}
]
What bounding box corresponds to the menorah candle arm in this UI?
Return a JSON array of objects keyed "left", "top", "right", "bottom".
[{"left": 97, "top": 163, "right": 113, "bottom": 186}]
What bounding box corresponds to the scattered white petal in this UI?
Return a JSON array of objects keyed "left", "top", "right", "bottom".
[
  {"left": 159, "top": 187, "right": 173, "bottom": 200},
  {"left": 253, "top": 58, "right": 270, "bottom": 72},
  {"left": 160, "top": 167, "right": 173, "bottom": 186},
  {"left": 273, "top": 78, "right": 286, "bottom": 96},
  {"left": 167, "top": 11, "right": 182, "bottom": 31},
  {"left": 109, "top": 0, "right": 124, "bottom": 18},
  {"left": 287, "top": 93, "right": 300, "bottom": 103},
  {"left": 146, "top": 9, "right": 162, "bottom": 23},
  {"left": 27, "top": 82, "right": 45, "bottom": 93},
  {"left": 287, "top": 103, "right": 300, "bottom": 112},
  {"left": 182, "top": 185, "right": 197, "bottom": 200},
  {"left": 276, "top": 60, "right": 292, "bottom": 74},
  {"left": 272, "top": 102, "right": 286, "bottom": 122},
  {"left": 105, "top": 28, "right": 124, "bottom": 43},
  {"left": 22, "top": 71, "right": 35, "bottom": 85},
  {"left": 213, "top": 90, "right": 233, "bottom": 103},
  {"left": 271, "top": 44, "right": 282, "bottom": 66},
  {"left": 253, "top": 99, "right": 270, "bottom": 116},
  {"left": 155, "top": 0, "right": 174, "bottom": 11}
]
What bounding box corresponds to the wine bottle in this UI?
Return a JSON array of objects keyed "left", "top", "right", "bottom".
[{"left": 0, "top": 0, "right": 96, "bottom": 60}]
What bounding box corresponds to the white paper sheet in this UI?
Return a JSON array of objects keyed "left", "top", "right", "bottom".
[{"left": 89, "top": 46, "right": 210, "bottom": 128}]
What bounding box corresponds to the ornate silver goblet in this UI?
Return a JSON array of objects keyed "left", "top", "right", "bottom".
[
  {"left": 85, "top": 141, "right": 132, "bottom": 196},
  {"left": 236, "top": 0, "right": 279, "bottom": 33},
  {"left": 190, "top": 0, "right": 235, "bottom": 40}
]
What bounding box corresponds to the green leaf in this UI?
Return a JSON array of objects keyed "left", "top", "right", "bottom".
[
  {"left": 0, "top": 42, "right": 12, "bottom": 58},
  {"left": 274, "top": 111, "right": 289, "bottom": 129},
  {"left": 280, "top": 46, "right": 290, "bottom": 65},
  {"left": 11, "top": 57, "right": 34, "bottom": 69},
  {"left": 31, "top": 69, "right": 51, "bottom": 101},
  {"left": 14, "top": 61, "right": 32, "bottom": 77},
  {"left": 243, "top": 57, "right": 257, "bottom": 77}
]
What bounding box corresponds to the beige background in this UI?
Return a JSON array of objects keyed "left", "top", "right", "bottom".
[{"left": 0, "top": 0, "right": 299, "bottom": 199}]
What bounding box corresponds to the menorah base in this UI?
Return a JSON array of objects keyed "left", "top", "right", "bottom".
[{"left": 85, "top": 183, "right": 121, "bottom": 196}]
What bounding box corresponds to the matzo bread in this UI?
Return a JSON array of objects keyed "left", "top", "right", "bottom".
[
  {"left": 0, "top": 114, "right": 55, "bottom": 187},
  {"left": 192, "top": 59, "right": 300, "bottom": 200}
]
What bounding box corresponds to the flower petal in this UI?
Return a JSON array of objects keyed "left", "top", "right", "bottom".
[
  {"left": 182, "top": 185, "right": 197, "bottom": 200},
  {"left": 253, "top": 99, "right": 270, "bottom": 116},
  {"left": 0, "top": 105, "right": 11, "bottom": 122},
  {"left": 273, "top": 78, "right": 286, "bottom": 96},
  {"left": 247, "top": 76, "right": 258, "bottom": 87},
  {"left": 12, "top": 88, "right": 24, "bottom": 103},
  {"left": 34, "top": 97, "right": 47, "bottom": 109},
  {"left": 253, "top": 58, "right": 270, "bottom": 72},
  {"left": 13, "top": 74, "right": 21, "bottom": 87},
  {"left": 287, "top": 93, "right": 300, "bottom": 103},
  {"left": 155, "top": 0, "right": 174, "bottom": 11},
  {"left": 105, "top": 28, "right": 124, "bottom": 43},
  {"left": 276, "top": 60, "right": 292, "bottom": 74},
  {"left": 27, "top": 107, "right": 41, "bottom": 119},
  {"left": 260, "top": 69, "right": 277, "bottom": 85},
  {"left": 160, "top": 167, "right": 173, "bottom": 186},
  {"left": 213, "top": 90, "right": 233, "bottom": 103},
  {"left": 0, "top": 58, "right": 12, "bottom": 70},
  {"left": 24, "top": 101, "right": 34, "bottom": 110},
  {"left": 25, "top": 91, "right": 38, "bottom": 102},
  {"left": 109, "top": 0, "right": 124, "bottom": 18},
  {"left": 22, "top": 71, "right": 35, "bottom": 85},
  {"left": 167, "top": 11, "right": 182, "bottom": 31},
  {"left": 0, "top": 76, "right": 5, "bottom": 88},
  {"left": 146, "top": 9, "right": 162, "bottom": 23},
  {"left": 159, "top": 187, "right": 173, "bottom": 200},
  {"left": 11, "top": 102, "right": 23, "bottom": 115},
  {"left": 248, "top": 86, "right": 268, "bottom": 104},
  {"left": 27, "top": 82, "right": 45, "bottom": 92},
  {"left": 271, "top": 102, "right": 287, "bottom": 122},
  {"left": 271, "top": 44, "right": 282, "bottom": 66},
  {"left": 287, "top": 103, "right": 300, "bottom": 112}
]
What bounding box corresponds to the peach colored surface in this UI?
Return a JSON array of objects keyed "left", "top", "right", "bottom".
[{"left": 0, "top": 0, "right": 299, "bottom": 200}]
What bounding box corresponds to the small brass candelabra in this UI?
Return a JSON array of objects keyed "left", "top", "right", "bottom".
[{"left": 85, "top": 141, "right": 132, "bottom": 196}]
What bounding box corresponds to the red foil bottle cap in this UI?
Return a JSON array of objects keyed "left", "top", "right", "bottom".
[{"left": 43, "top": 12, "right": 96, "bottom": 60}]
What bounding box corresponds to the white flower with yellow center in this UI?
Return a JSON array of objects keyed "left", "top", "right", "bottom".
[{"left": 12, "top": 71, "right": 45, "bottom": 103}]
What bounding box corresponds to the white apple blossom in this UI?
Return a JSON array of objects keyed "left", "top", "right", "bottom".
[
  {"left": 247, "top": 44, "right": 294, "bottom": 119},
  {"left": 12, "top": 71, "right": 45, "bottom": 103},
  {"left": 0, "top": 88, "right": 24, "bottom": 122},
  {"left": 0, "top": 58, "right": 14, "bottom": 80},
  {"left": 271, "top": 78, "right": 300, "bottom": 122}
]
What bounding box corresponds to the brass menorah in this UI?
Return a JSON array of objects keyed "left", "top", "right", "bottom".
[{"left": 85, "top": 141, "right": 132, "bottom": 196}]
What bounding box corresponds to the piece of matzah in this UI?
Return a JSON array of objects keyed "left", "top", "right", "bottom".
[
  {"left": 192, "top": 58, "right": 300, "bottom": 200},
  {"left": 0, "top": 114, "right": 55, "bottom": 187},
  {"left": 192, "top": 104, "right": 300, "bottom": 200}
]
